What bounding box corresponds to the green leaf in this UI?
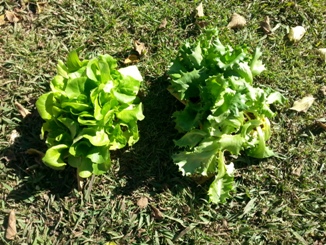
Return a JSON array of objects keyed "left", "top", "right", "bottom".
[
  {"left": 169, "top": 28, "right": 284, "bottom": 203},
  {"left": 69, "top": 140, "right": 91, "bottom": 157},
  {"left": 75, "top": 128, "right": 110, "bottom": 146},
  {"left": 57, "top": 116, "right": 78, "bottom": 139},
  {"left": 173, "top": 140, "right": 219, "bottom": 176},
  {"left": 250, "top": 48, "right": 265, "bottom": 76},
  {"left": 36, "top": 93, "right": 54, "bottom": 120},
  {"left": 64, "top": 77, "right": 87, "bottom": 98},
  {"left": 174, "top": 129, "right": 207, "bottom": 148},
  {"left": 57, "top": 60, "right": 68, "bottom": 78},
  {"left": 86, "top": 146, "right": 110, "bottom": 164},
  {"left": 247, "top": 126, "right": 275, "bottom": 158},
  {"left": 218, "top": 134, "right": 245, "bottom": 155},
  {"left": 86, "top": 58, "right": 100, "bottom": 82},
  {"left": 77, "top": 113, "right": 97, "bottom": 126},
  {"left": 42, "top": 144, "right": 68, "bottom": 170},
  {"left": 208, "top": 173, "right": 234, "bottom": 204},
  {"left": 98, "top": 55, "right": 113, "bottom": 83},
  {"left": 50, "top": 75, "right": 66, "bottom": 92},
  {"left": 113, "top": 91, "right": 136, "bottom": 104},
  {"left": 108, "top": 124, "right": 128, "bottom": 150},
  {"left": 66, "top": 50, "right": 84, "bottom": 72},
  {"left": 116, "top": 103, "right": 144, "bottom": 123},
  {"left": 37, "top": 50, "right": 144, "bottom": 178},
  {"left": 77, "top": 158, "right": 93, "bottom": 178}
]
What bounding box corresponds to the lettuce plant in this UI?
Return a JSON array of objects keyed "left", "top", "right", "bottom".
[
  {"left": 36, "top": 51, "right": 144, "bottom": 178},
  {"left": 168, "top": 29, "right": 285, "bottom": 204}
]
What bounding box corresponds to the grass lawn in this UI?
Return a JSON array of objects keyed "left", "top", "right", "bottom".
[{"left": 0, "top": 0, "right": 325, "bottom": 244}]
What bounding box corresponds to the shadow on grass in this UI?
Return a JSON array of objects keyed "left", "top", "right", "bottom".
[
  {"left": 1, "top": 109, "right": 76, "bottom": 201},
  {"left": 1, "top": 75, "right": 210, "bottom": 204},
  {"left": 112, "top": 75, "right": 207, "bottom": 199}
]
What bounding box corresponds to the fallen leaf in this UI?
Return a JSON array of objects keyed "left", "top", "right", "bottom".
[
  {"left": 104, "top": 242, "right": 117, "bottom": 245},
  {"left": 150, "top": 204, "right": 164, "bottom": 220},
  {"left": 227, "top": 13, "right": 246, "bottom": 29},
  {"left": 292, "top": 165, "right": 303, "bottom": 176},
  {"left": 222, "top": 219, "right": 228, "bottom": 228},
  {"left": 315, "top": 121, "right": 326, "bottom": 131},
  {"left": 8, "top": 130, "right": 20, "bottom": 145},
  {"left": 320, "top": 86, "right": 326, "bottom": 96},
  {"left": 288, "top": 26, "right": 306, "bottom": 42},
  {"left": 134, "top": 40, "right": 146, "bottom": 56},
  {"left": 262, "top": 207, "right": 269, "bottom": 215},
  {"left": 317, "top": 48, "right": 326, "bottom": 62},
  {"left": 261, "top": 16, "right": 272, "bottom": 34},
  {"left": 158, "top": 18, "right": 167, "bottom": 29},
  {"left": 124, "top": 54, "right": 139, "bottom": 64},
  {"left": 196, "top": 2, "right": 204, "bottom": 17},
  {"left": 15, "top": 101, "right": 31, "bottom": 118},
  {"left": 5, "top": 10, "right": 19, "bottom": 23},
  {"left": 137, "top": 196, "right": 148, "bottom": 209},
  {"left": 290, "top": 95, "right": 315, "bottom": 113},
  {"left": 25, "top": 148, "right": 45, "bottom": 158},
  {"left": 0, "top": 15, "right": 5, "bottom": 26},
  {"left": 5, "top": 210, "right": 17, "bottom": 240}
]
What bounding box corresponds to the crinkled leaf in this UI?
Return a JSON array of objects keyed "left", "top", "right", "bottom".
[
  {"left": 208, "top": 173, "right": 234, "bottom": 204},
  {"left": 174, "top": 129, "right": 207, "bottom": 148},
  {"left": 250, "top": 48, "right": 266, "bottom": 76},
  {"left": 169, "top": 29, "right": 284, "bottom": 203},
  {"left": 173, "top": 140, "right": 219, "bottom": 176}
]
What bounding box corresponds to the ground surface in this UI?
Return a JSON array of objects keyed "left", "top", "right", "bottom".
[{"left": 0, "top": 0, "right": 325, "bottom": 244}]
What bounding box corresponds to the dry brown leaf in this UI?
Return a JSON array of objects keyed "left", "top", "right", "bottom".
[
  {"left": 222, "top": 219, "right": 228, "bottom": 228},
  {"left": 15, "top": 101, "right": 31, "bottom": 118},
  {"left": 315, "top": 121, "right": 326, "bottom": 131},
  {"left": 320, "top": 86, "right": 326, "bottom": 96},
  {"left": 5, "top": 210, "right": 17, "bottom": 240},
  {"left": 8, "top": 130, "right": 20, "bottom": 145},
  {"left": 196, "top": 2, "right": 204, "bottom": 17},
  {"left": 137, "top": 196, "right": 148, "bottom": 209},
  {"left": 290, "top": 95, "right": 315, "bottom": 113},
  {"left": 5, "top": 10, "right": 19, "bottom": 23},
  {"left": 317, "top": 48, "right": 326, "bottom": 62},
  {"left": 134, "top": 40, "right": 146, "bottom": 56},
  {"left": 292, "top": 165, "right": 303, "bottom": 177},
  {"left": 124, "top": 54, "right": 139, "bottom": 64},
  {"left": 25, "top": 148, "right": 45, "bottom": 158},
  {"left": 150, "top": 205, "right": 163, "bottom": 220},
  {"left": 261, "top": 16, "right": 272, "bottom": 34},
  {"left": 227, "top": 13, "right": 246, "bottom": 29},
  {"left": 0, "top": 15, "right": 6, "bottom": 26},
  {"left": 159, "top": 18, "right": 167, "bottom": 29}
]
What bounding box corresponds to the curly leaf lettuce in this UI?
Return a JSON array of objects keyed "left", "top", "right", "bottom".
[
  {"left": 36, "top": 51, "right": 144, "bottom": 178},
  {"left": 169, "top": 29, "right": 285, "bottom": 204}
]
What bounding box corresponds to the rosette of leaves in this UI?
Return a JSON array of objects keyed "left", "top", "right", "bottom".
[
  {"left": 168, "top": 29, "right": 285, "bottom": 204},
  {"left": 36, "top": 51, "right": 144, "bottom": 178}
]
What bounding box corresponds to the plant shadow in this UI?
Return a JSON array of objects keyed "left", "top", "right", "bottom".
[
  {"left": 1, "top": 109, "right": 76, "bottom": 201},
  {"left": 112, "top": 74, "right": 194, "bottom": 195}
]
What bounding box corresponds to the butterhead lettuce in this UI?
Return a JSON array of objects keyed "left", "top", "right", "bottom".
[{"left": 36, "top": 51, "right": 144, "bottom": 178}]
